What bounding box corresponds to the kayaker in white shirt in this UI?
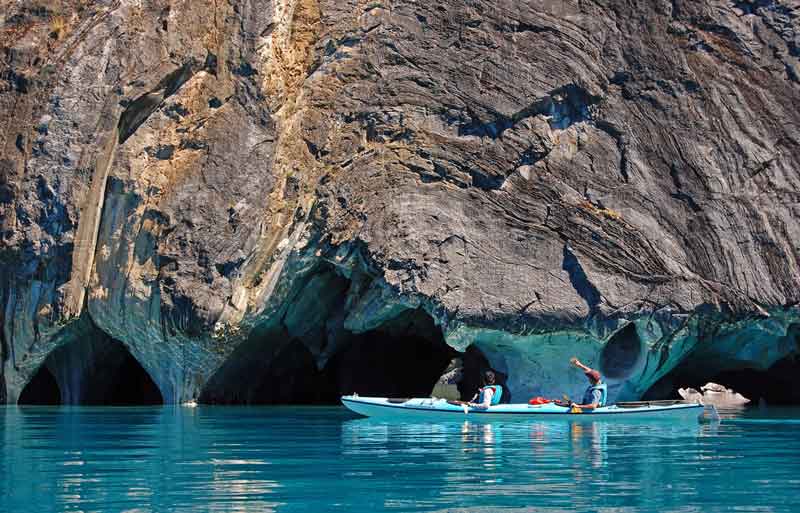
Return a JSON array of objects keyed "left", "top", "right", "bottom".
[{"left": 468, "top": 370, "right": 503, "bottom": 409}]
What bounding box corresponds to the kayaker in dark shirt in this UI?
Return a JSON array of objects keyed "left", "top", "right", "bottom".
[{"left": 568, "top": 357, "right": 607, "bottom": 410}]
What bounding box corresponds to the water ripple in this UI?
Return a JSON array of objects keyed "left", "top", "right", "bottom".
[{"left": 3, "top": 406, "right": 800, "bottom": 512}]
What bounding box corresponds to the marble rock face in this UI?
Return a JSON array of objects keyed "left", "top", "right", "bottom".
[
  {"left": 679, "top": 383, "right": 751, "bottom": 407},
  {"left": 1, "top": 0, "right": 800, "bottom": 404}
]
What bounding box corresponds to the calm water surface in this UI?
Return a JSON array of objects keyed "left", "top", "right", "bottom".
[{"left": 2, "top": 405, "right": 800, "bottom": 512}]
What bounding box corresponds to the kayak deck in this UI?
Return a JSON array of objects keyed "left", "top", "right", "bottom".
[{"left": 341, "top": 396, "right": 704, "bottom": 422}]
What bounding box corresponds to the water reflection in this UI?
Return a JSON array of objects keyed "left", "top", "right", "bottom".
[
  {"left": 2, "top": 407, "right": 290, "bottom": 512},
  {"left": 340, "top": 417, "right": 713, "bottom": 510},
  {"left": 2, "top": 406, "right": 799, "bottom": 512},
  {"left": 341, "top": 418, "right": 617, "bottom": 464}
]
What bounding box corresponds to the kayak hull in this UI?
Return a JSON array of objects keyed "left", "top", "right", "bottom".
[{"left": 341, "top": 396, "right": 704, "bottom": 422}]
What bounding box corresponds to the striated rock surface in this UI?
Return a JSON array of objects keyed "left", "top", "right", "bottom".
[{"left": 1, "top": 0, "right": 800, "bottom": 404}]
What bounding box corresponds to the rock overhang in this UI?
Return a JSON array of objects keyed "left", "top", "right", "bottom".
[{"left": 1, "top": 0, "right": 800, "bottom": 404}]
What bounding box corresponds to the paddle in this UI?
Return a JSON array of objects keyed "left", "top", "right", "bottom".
[
  {"left": 446, "top": 400, "right": 471, "bottom": 414},
  {"left": 553, "top": 394, "right": 571, "bottom": 407}
]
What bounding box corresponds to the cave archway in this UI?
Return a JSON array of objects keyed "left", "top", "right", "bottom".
[
  {"left": 645, "top": 354, "right": 800, "bottom": 405},
  {"left": 709, "top": 359, "right": 800, "bottom": 405},
  {"left": 200, "top": 261, "right": 457, "bottom": 404},
  {"left": 85, "top": 345, "right": 163, "bottom": 405},
  {"left": 600, "top": 323, "right": 643, "bottom": 379},
  {"left": 644, "top": 324, "right": 800, "bottom": 405},
  {"left": 200, "top": 324, "right": 338, "bottom": 405},
  {"left": 18, "top": 335, "right": 163, "bottom": 405},
  {"left": 200, "top": 305, "right": 455, "bottom": 404},
  {"left": 330, "top": 308, "right": 455, "bottom": 399},
  {"left": 18, "top": 365, "right": 61, "bottom": 405},
  {"left": 452, "top": 345, "right": 510, "bottom": 402}
]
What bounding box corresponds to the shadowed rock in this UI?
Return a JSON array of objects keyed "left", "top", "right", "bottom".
[{"left": 2, "top": 0, "right": 800, "bottom": 403}]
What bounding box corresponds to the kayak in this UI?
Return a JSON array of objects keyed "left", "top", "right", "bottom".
[{"left": 341, "top": 395, "right": 705, "bottom": 422}]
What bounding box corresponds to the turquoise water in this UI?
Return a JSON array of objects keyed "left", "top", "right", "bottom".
[{"left": 2, "top": 406, "right": 800, "bottom": 512}]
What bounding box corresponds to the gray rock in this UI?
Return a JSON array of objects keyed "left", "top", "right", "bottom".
[{"left": 1, "top": 0, "right": 799, "bottom": 404}]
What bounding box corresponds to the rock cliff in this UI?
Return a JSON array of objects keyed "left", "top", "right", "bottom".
[{"left": 2, "top": 0, "right": 799, "bottom": 404}]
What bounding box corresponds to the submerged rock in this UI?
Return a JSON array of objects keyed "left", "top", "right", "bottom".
[{"left": 1, "top": 1, "right": 800, "bottom": 404}]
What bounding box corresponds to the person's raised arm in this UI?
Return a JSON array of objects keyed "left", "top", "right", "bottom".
[{"left": 570, "top": 357, "right": 591, "bottom": 373}]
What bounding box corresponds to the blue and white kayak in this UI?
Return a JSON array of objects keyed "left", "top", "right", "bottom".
[{"left": 341, "top": 396, "right": 705, "bottom": 422}]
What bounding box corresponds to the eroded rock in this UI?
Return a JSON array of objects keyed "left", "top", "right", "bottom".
[
  {"left": 1, "top": 0, "right": 800, "bottom": 404},
  {"left": 678, "top": 383, "right": 750, "bottom": 407}
]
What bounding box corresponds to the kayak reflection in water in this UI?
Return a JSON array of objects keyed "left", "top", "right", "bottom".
[
  {"left": 468, "top": 370, "right": 504, "bottom": 409},
  {"left": 558, "top": 358, "right": 608, "bottom": 411}
]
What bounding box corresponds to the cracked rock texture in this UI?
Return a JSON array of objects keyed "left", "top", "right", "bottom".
[{"left": 1, "top": 0, "right": 799, "bottom": 404}]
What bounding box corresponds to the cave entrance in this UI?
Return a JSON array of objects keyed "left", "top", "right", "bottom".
[
  {"left": 330, "top": 308, "right": 455, "bottom": 399},
  {"left": 87, "top": 345, "right": 163, "bottom": 405},
  {"left": 18, "top": 335, "right": 163, "bottom": 406},
  {"left": 709, "top": 359, "right": 800, "bottom": 405},
  {"left": 200, "top": 262, "right": 456, "bottom": 404},
  {"left": 644, "top": 324, "right": 800, "bottom": 405},
  {"left": 644, "top": 355, "right": 800, "bottom": 405},
  {"left": 200, "top": 306, "right": 455, "bottom": 405},
  {"left": 454, "top": 345, "right": 509, "bottom": 403},
  {"left": 199, "top": 324, "right": 338, "bottom": 405},
  {"left": 18, "top": 365, "right": 61, "bottom": 405}
]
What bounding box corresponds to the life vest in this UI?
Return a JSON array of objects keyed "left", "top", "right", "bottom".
[
  {"left": 478, "top": 385, "right": 503, "bottom": 405},
  {"left": 587, "top": 382, "right": 608, "bottom": 407}
]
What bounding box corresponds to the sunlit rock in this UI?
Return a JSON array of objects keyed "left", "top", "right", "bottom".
[
  {"left": 2, "top": 1, "right": 800, "bottom": 405},
  {"left": 678, "top": 384, "right": 750, "bottom": 407}
]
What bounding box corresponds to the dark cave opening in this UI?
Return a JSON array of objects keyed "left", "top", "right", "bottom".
[
  {"left": 198, "top": 318, "right": 336, "bottom": 404},
  {"left": 643, "top": 354, "right": 800, "bottom": 405},
  {"left": 200, "top": 326, "right": 338, "bottom": 405},
  {"left": 249, "top": 339, "right": 335, "bottom": 404},
  {"left": 18, "top": 336, "right": 163, "bottom": 406},
  {"left": 454, "top": 345, "right": 510, "bottom": 403},
  {"left": 644, "top": 324, "right": 800, "bottom": 405},
  {"left": 18, "top": 365, "right": 61, "bottom": 405},
  {"left": 330, "top": 308, "right": 456, "bottom": 399},
  {"left": 92, "top": 347, "right": 164, "bottom": 405},
  {"left": 710, "top": 361, "right": 800, "bottom": 405},
  {"left": 600, "top": 323, "right": 643, "bottom": 379},
  {"left": 200, "top": 305, "right": 456, "bottom": 405}
]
